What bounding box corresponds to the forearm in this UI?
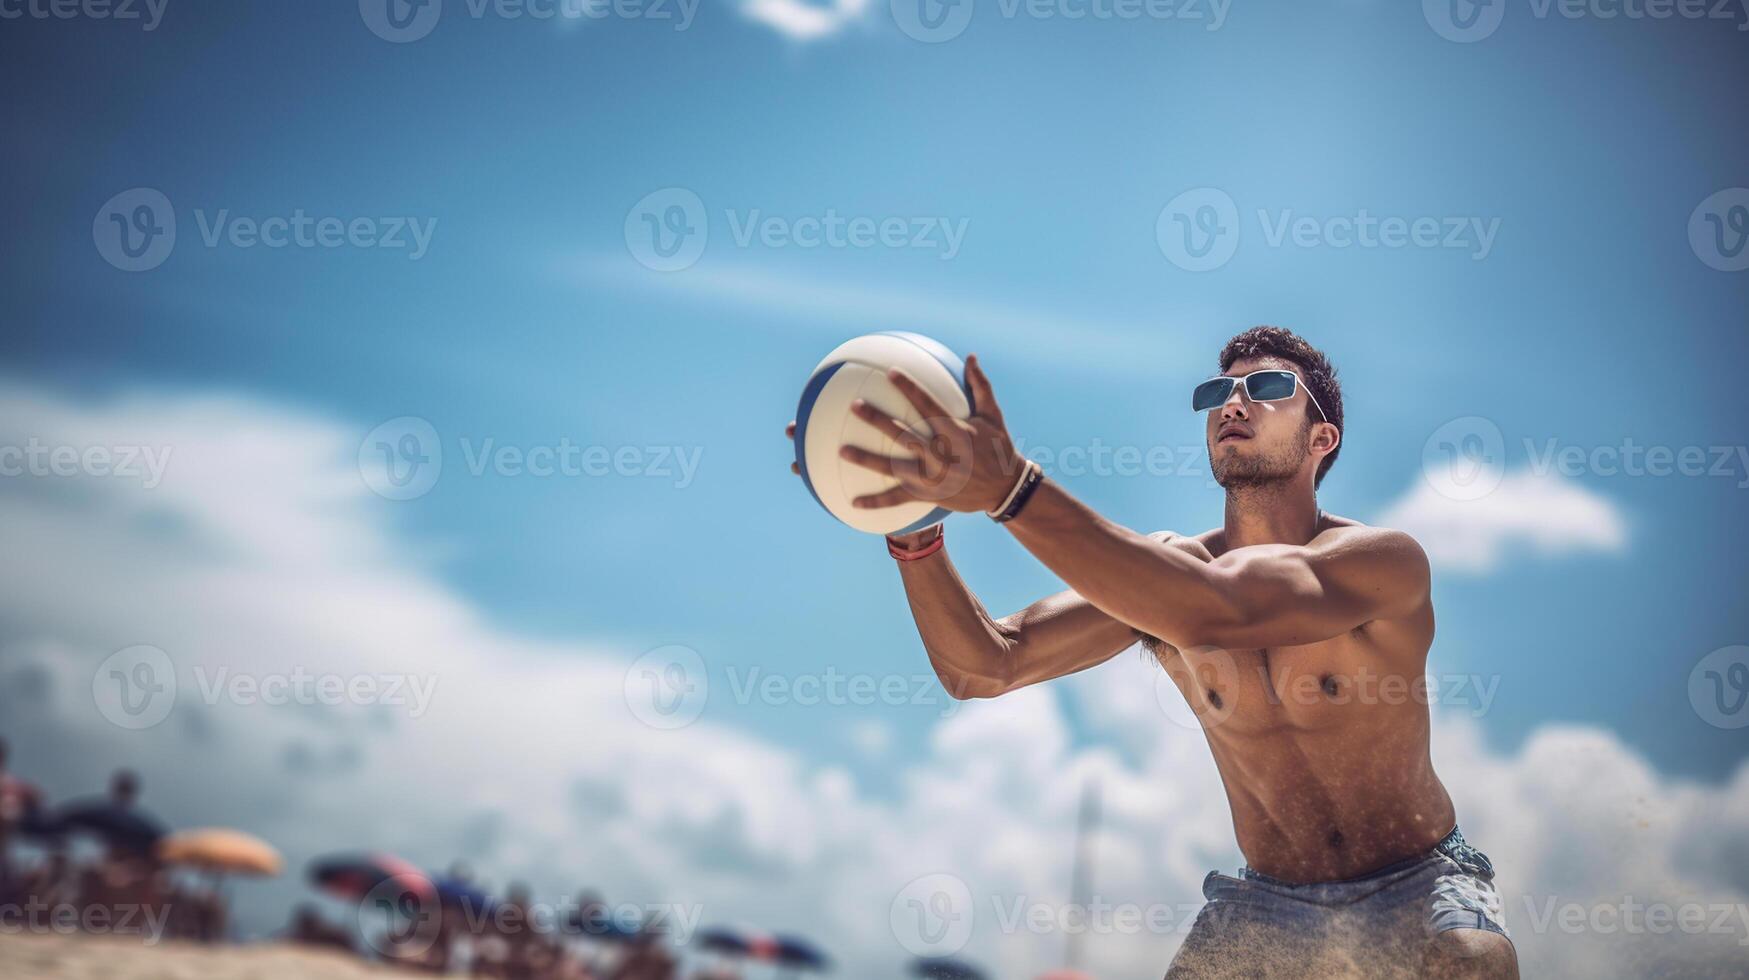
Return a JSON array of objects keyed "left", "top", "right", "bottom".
[
  {"left": 893, "top": 545, "right": 1015, "bottom": 699},
  {"left": 1002, "top": 477, "right": 1227, "bottom": 646}
]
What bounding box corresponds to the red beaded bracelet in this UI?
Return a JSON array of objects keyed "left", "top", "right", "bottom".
[{"left": 888, "top": 526, "right": 946, "bottom": 561}]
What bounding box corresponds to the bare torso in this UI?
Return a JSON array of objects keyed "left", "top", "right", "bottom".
[{"left": 1144, "top": 517, "right": 1456, "bottom": 883}]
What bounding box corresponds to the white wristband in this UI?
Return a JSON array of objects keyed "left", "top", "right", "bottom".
[{"left": 986, "top": 459, "right": 1039, "bottom": 518}]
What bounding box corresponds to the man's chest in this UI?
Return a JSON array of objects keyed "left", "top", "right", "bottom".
[{"left": 1154, "top": 629, "right": 1423, "bottom": 735}]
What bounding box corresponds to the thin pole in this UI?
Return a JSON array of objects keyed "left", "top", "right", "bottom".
[{"left": 1064, "top": 776, "right": 1101, "bottom": 970}]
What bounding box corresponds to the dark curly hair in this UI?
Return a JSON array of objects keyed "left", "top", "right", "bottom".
[{"left": 1218, "top": 326, "right": 1344, "bottom": 488}]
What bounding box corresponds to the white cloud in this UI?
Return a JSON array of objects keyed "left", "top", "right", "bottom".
[
  {"left": 849, "top": 718, "right": 893, "bottom": 759},
  {"left": 740, "top": 0, "right": 872, "bottom": 40},
  {"left": 1374, "top": 470, "right": 1628, "bottom": 573},
  {"left": 0, "top": 384, "right": 1741, "bottom": 978}
]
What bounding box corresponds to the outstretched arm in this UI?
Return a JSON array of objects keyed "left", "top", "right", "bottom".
[
  {"left": 894, "top": 530, "right": 1215, "bottom": 699},
  {"left": 788, "top": 419, "right": 1140, "bottom": 701},
  {"left": 1004, "top": 480, "right": 1430, "bottom": 650},
  {"left": 830, "top": 355, "right": 1428, "bottom": 663},
  {"left": 897, "top": 555, "right": 1140, "bottom": 700}
]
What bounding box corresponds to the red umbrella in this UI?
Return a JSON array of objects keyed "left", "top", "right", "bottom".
[{"left": 308, "top": 853, "right": 434, "bottom": 903}]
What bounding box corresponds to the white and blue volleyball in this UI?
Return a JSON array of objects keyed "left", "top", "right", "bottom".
[{"left": 794, "top": 332, "right": 976, "bottom": 536}]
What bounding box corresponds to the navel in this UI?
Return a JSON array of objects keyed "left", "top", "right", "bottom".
[
  {"left": 1320, "top": 674, "right": 1340, "bottom": 698},
  {"left": 1207, "top": 689, "right": 1224, "bottom": 710},
  {"left": 1327, "top": 829, "right": 1346, "bottom": 849}
]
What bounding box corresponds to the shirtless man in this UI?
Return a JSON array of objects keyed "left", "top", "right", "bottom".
[{"left": 785, "top": 327, "right": 1516, "bottom": 978}]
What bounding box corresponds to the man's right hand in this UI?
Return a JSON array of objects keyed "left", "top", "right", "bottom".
[{"left": 786, "top": 420, "right": 940, "bottom": 549}]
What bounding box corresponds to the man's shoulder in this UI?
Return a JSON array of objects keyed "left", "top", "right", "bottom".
[
  {"left": 1147, "top": 527, "right": 1221, "bottom": 559},
  {"left": 1312, "top": 517, "right": 1427, "bottom": 562},
  {"left": 1311, "top": 520, "right": 1433, "bottom": 619},
  {"left": 1148, "top": 520, "right": 1428, "bottom": 572}
]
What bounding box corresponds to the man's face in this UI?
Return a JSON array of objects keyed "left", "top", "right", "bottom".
[{"left": 1205, "top": 355, "right": 1318, "bottom": 490}]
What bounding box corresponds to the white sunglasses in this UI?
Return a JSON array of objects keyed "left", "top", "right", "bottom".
[{"left": 1192, "top": 369, "right": 1329, "bottom": 423}]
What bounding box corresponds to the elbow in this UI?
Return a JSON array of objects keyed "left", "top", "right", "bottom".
[
  {"left": 944, "top": 679, "right": 1005, "bottom": 701},
  {"left": 926, "top": 633, "right": 1014, "bottom": 701},
  {"left": 931, "top": 658, "right": 1009, "bottom": 701}
]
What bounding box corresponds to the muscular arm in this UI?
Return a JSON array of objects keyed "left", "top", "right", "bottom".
[
  {"left": 896, "top": 531, "right": 1206, "bottom": 699},
  {"left": 1004, "top": 480, "right": 1431, "bottom": 651}
]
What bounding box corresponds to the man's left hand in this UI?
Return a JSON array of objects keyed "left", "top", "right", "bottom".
[{"left": 838, "top": 353, "right": 1024, "bottom": 514}]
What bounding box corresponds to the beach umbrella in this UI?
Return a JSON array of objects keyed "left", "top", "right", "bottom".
[
  {"left": 431, "top": 875, "right": 497, "bottom": 914},
  {"left": 51, "top": 800, "right": 166, "bottom": 854},
  {"left": 12, "top": 805, "right": 62, "bottom": 841},
  {"left": 308, "top": 853, "right": 434, "bottom": 902},
  {"left": 157, "top": 828, "right": 282, "bottom": 876},
  {"left": 695, "top": 926, "right": 754, "bottom": 956},
  {"left": 772, "top": 934, "right": 831, "bottom": 971},
  {"left": 569, "top": 905, "right": 643, "bottom": 943},
  {"left": 911, "top": 957, "right": 987, "bottom": 980},
  {"left": 309, "top": 853, "right": 441, "bottom": 962}
]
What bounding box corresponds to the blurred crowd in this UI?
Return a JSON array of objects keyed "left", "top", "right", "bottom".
[
  {"left": 304, "top": 879, "right": 688, "bottom": 980},
  {"left": 0, "top": 741, "right": 228, "bottom": 943},
  {"left": 0, "top": 738, "right": 726, "bottom": 980},
  {"left": 1, "top": 738, "right": 1030, "bottom": 980}
]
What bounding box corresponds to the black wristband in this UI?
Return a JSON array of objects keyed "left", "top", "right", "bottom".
[{"left": 992, "top": 462, "right": 1044, "bottom": 523}]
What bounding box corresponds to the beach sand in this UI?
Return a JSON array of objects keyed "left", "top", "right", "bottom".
[{"left": 0, "top": 933, "right": 427, "bottom": 980}]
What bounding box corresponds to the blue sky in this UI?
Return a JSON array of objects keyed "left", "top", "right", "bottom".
[{"left": 3, "top": 0, "right": 1748, "bottom": 974}]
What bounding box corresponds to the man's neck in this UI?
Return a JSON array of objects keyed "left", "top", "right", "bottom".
[{"left": 1222, "top": 482, "right": 1322, "bottom": 549}]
